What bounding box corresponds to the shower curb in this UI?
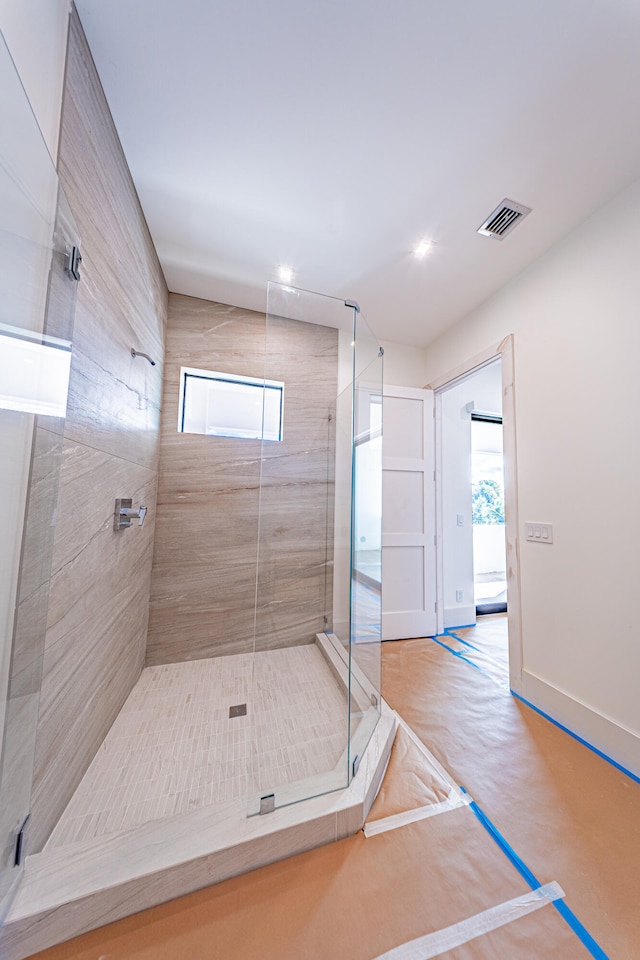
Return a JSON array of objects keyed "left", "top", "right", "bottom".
[{"left": 0, "top": 704, "right": 396, "bottom": 960}]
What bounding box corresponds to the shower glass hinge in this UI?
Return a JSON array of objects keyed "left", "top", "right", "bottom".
[
  {"left": 64, "top": 245, "right": 82, "bottom": 281},
  {"left": 323, "top": 615, "right": 328, "bottom": 625},
  {"left": 370, "top": 693, "right": 378, "bottom": 707},
  {"left": 14, "top": 814, "right": 30, "bottom": 867},
  {"left": 259, "top": 794, "right": 275, "bottom": 815},
  {"left": 352, "top": 755, "right": 361, "bottom": 778}
]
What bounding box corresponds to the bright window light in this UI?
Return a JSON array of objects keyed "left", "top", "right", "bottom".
[
  {"left": 178, "top": 367, "right": 284, "bottom": 442},
  {"left": 0, "top": 323, "right": 72, "bottom": 417}
]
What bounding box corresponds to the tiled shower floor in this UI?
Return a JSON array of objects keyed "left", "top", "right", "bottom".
[{"left": 47, "top": 644, "right": 351, "bottom": 848}]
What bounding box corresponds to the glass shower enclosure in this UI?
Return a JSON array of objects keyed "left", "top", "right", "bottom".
[
  {"left": 0, "top": 25, "right": 384, "bottom": 918},
  {"left": 0, "top": 32, "right": 79, "bottom": 921},
  {"left": 247, "top": 282, "right": 383, "bottom": 814}
]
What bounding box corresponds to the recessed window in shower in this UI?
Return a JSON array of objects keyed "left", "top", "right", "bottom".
[{"left": 178, "top": 366, "right": 284, "bottom": 441}]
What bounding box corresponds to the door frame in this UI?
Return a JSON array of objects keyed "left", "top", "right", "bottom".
[{"left": 427, "top": 334, "right": 523, "bottom": 694}]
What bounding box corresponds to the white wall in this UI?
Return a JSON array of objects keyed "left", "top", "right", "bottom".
[
  {"left": 0, "top": 0, "right": 70, "bottom": 161},
  {"left": 423, "top": 176, "right": 640, "bottom": 775},
  {"left": 439, "top": 361, "right": 502, "bottom": 627},
  {"left": 380, "top": 339, "right": 428, "bottom": 388}
]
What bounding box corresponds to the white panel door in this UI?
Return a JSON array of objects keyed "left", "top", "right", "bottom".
[{"left": 382, "top": 385, "right": 436, "bottom": 640}]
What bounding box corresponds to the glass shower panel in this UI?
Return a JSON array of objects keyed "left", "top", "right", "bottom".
[
  {"left": 349, "top": 317, "right": 383, "bottom": 772},
  {"left": 247, "top": 283, "right": 380, "bottom": 814},
  {"left": 0, "top": 33, "right": 79, "bottom": 920}
]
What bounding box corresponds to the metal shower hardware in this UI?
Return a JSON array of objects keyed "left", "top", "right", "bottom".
[
  {"left": 64, "top": 245, "right": 82, "bottom": 282},
  {"left": 114, "top": 499, "right": 147, "bottom": 531},
  {"left": 131, "top": 347, "right": 156, "bottom": 366}
]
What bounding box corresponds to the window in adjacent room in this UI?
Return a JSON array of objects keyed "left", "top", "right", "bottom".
[{"left": 177, "top": 367, "right": 284, "bottom": 441}]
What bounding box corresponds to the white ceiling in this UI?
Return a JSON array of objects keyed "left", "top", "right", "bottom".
[{"left": 74, "top": 0, "right": 640, "bottom": 347}]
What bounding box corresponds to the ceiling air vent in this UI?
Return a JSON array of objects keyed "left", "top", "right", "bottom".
[{"left": 477, "top": 199, "right": 532, "bottom": 240}]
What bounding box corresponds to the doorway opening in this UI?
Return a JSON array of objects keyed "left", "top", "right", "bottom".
[
  {"left": 434, "top": 354, "right": 513, "bottom": 681},
  {"left": 431, "top": 336, "right": 522, "bottom": 693},
  {"left": 471, "top": 413, "right": 507, "bottom": 617}
]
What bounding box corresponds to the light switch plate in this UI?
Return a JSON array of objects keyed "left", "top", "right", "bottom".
[{"left": 525, "top": 522, "right": 553, "bottom": 543}]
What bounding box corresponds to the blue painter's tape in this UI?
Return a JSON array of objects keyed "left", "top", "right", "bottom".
[
  {"left": 429, "top": 635, "right": 495, "bottom": 683},
  {"left": 445, "top": 630, "right": 510, "bottom": 679},
  {"left": 511, "top": 691, "right": 640, "bottom": 786},
  {"left": 445, "top": 629, "right": 483, "bottom": 653},
  {"left": 460, "top": 787, "right": 610, "bottom": 960}
]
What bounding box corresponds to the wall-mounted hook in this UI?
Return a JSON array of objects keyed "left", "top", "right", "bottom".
[{"left": 131, "top": 348, "right": 156, "bottom": 366}]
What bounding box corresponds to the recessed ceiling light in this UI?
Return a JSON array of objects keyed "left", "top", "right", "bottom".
[
  {"left": 278, "top": 265, "right": 293, "bottom": 283},
  {"left": 414, "top": 239, "right": 433, "bottom": 258}
]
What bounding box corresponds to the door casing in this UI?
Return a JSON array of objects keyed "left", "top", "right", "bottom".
[{"left": 428, "top": 335, "right": 523, "bottom": 693}]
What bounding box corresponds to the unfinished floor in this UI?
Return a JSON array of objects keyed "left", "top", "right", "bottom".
[{"left": 25, "top": 617, "right": 640, "bottom": 959}]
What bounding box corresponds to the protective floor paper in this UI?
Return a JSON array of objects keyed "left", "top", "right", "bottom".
[
  {"left": 28, "top": 810, "right": 592, "bottom": 960},
  {"left": 382, "top": 634, "right": 640, "bottom": 958},
  {"left": 371, "top": 882, "right": 565, "bottom": 960},
  {"left": 364, "top": 717, "right": 469, "bottom": 836}
]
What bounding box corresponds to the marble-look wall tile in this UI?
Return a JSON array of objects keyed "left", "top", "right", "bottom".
[
  {"left": 56, "top": 13, "right": 166, "bottom": 470},
  {"left": 30, "top": 443, "right": 158, "bottom": 852},
  {"left": 28, "top": 11, "right": 168, "bottom": 852},
  {"left": 147, "top": 295, "right": 338, "bottom": 664},
  {"left": 9, "top": 584, "right": 50, "bottom": 702},
  {"left": 0, "top": 693, "right": 40, "bottom": 891},
  {"left": 12, "top": 427, "right": 64, "bottom": 606},
  {"left": 8, "top": 425, "right": 64, "bottom": 702},
  {"left": 44, "top": 442, "right": 157, "bottom": 577}
]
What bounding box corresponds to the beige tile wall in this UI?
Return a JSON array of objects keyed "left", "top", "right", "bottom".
[
  {"left": 28, "top": 11, "right": 168, "bottom": 853},
  {"left": 146, "top": 295, "right": 338, "bottom": 664}
]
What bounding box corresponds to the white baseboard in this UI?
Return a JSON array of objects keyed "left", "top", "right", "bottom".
[
  {"left": 520, "top": 669, "right": 640, "bottom": 780},
  {"left": 443, "top": 605, "right": 476, "bottom": 630}
]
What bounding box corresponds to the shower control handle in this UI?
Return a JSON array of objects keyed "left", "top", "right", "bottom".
[
  {"left": 121, "top": 507, "right": 147, "bottom": 522},
  {"left": 114, "top": 499, "right": 147, "bottom": 531}
]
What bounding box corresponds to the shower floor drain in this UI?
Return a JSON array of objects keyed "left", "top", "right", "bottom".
[{"left": 229, "top": 703, "right": 247, "bottom": 718}]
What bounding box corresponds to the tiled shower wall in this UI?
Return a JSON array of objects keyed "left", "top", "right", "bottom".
[
  {"left": 29, "top": 11, "right": 168, "bottom": 852},
  {"left": 146, "top": 295, "right": 338, "bottom": 664}
]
